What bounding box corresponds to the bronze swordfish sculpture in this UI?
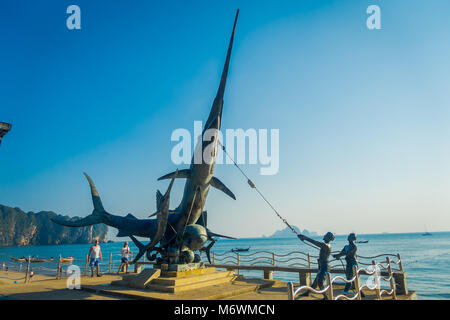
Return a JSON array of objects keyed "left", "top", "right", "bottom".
[{"left": 52, "top": 10, "right": 240, "bottom": 265}]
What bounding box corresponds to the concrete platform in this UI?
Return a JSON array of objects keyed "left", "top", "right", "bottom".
[
  {"left": 82, "top": 277, "right": 275, "bottom": 300},
  {"left": 0, "top": 270, "right": 417, "bottom": 300}
]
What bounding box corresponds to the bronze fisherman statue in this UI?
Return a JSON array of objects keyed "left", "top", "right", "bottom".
[
  {"left": 297, "top": 231, "right": 335, "bottom": 299},
  {"left": 333, "top": 233, "right": 365, "bottom": 297}
]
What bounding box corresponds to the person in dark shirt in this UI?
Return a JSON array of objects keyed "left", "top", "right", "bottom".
[
  {"left": 297, "top": 232, "right": 335, "bottom": 298},
  {"left": 333, "top": 233, "right": 365, "bottom": 297}
]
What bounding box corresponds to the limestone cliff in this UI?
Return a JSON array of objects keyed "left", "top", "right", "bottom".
[{"left": 0, "top": 204, "right": 108, "bottom": 246}]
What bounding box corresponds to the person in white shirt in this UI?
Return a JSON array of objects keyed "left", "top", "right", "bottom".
[
  {"left": 118, "top": 241, "right": 132, "bottom": 274},
  {"left": 88, "top": 239, "right": 102, "bottom": 277}
]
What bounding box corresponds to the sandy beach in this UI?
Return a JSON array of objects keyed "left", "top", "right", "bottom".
[{"left": 0, "top": 270, "right": 124, "bottom": 300}]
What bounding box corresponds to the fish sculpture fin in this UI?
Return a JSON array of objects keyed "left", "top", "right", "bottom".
[
  {"left": 207, "top": 229, "right": 237, "bottom": 240},
  {"left": 201, "top": 239, "right": 217, "bottom": 264},
  {"left": 51, "top": 173, "right": 109, "bottom": 227},
  {"left": 157, "top": 169, "right": 190, "bottom": 181},
  {"left": 117, "top": 229, "right": 131, "bottom": 237},
  {"left": 210, "top": 177, "right": 236, "bottom": 200},
  {"left": 156, "top": 190, "right": 164, "bottom": 212},
  {"left": 198, "top": 211, "right": 208, "bottom": 228}
]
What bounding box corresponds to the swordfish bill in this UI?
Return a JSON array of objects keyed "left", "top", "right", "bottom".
[{"left": 158, "top": 9, "right": 239, "bottom": 231}]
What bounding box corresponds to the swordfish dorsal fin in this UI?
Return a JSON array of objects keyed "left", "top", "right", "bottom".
[{"left": 125, "top": 213, "right": 138, "bottom": 219}]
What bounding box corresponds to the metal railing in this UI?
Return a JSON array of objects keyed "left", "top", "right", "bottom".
[
  {"left": 207, "top": 250, "right": 402, "bottom": 271},
  {"left": 1, "top": 252, "right": 138, "bottom": 283},
  {"left": 204, "top": 250, "right": 407, "bottom": 299},
  {"left": 287, "top": 257, "right": 398, "bottom": 300}
]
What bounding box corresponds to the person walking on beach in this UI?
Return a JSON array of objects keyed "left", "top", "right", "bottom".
[
  {"left": 88, "top": 239, "right": 102, "bottom": 277},
  {"left": 118, "top": 241, "right": 132, "bottom": 274},
  {"left": 333, "top": 233, "right": 365, "bottom": 297},
  {"left": 297, "top": 232, "right": 335, "bottom": 299}
]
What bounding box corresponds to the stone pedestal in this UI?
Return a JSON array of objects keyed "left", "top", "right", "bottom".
[
  {"left": 147, "top": 267, "right": 236, "bottom": 293},
  {"left": 111, "top": 269, "right": 161, "bottom": 289},
  {"left": 154, "top": 262, "right": 205, "bottom": 273},
  {"left": 111, "top": 266, "right": 236, "bottom": 293}
]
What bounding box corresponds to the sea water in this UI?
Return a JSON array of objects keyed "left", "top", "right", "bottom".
[{"left": 1, "top": 232, "right": 449, "bottom": 300}]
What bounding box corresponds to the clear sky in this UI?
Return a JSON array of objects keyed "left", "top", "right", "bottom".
[{"left": 1, "top": 0, "right": 449, "bottom": 238}]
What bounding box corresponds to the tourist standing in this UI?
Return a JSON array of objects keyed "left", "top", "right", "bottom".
[
  {"left": 118, "top": 241, "right": 132, "bottom": 274},
  {"left": 88, "top": 239, "right": 102, "bottom": 277}
]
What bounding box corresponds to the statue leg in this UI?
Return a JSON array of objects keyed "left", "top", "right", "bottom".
[{"left": 344, "top": 264, "right": 353, "bottom": 292}]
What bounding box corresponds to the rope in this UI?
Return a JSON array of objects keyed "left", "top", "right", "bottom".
[{"left": 219, "top": 141, "right": 319, "bottom": 251}]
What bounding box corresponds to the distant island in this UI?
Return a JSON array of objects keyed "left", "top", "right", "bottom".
[
  {"left": 0, "top": 204, "right": 108, "bottom": 247},
  {"left": 264, "top": 226, "right": 318, "bottom": 238}
]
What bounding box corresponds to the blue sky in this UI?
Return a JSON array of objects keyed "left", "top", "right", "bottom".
[{"left": 1, "top": 0, "right": 449, "bottom": 238}]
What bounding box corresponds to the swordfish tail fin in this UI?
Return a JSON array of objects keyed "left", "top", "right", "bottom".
[
  {"left": 83, "top": 172, "right": 105, "bottom": 212},
  {"left": 50, "top": 173, "right": 108, "bottom": 227}
]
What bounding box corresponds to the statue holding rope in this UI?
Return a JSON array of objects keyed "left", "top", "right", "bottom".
[{"left": 297, "top": 232, "right": 335, "bottom": 299}]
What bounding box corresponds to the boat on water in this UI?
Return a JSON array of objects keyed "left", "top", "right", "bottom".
[
  {"left": 422, "top": 225, "right": 432, "bottom": 236},
  {"left": 356, "top": 240, "right": 369, "bottom": 244},
  {"left": 11, "top": 257, "right": 54, "bottom": 263},
  {"left": 60, "top": 256, "right": 74, "bottom": 264},
  {"left": 231, "top": 247, "right": 250, "bottom": 252}
]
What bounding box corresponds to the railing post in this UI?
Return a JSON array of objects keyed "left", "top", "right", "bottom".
[
  {"left": 264, "top": 269, "right": 274, "bottom": 280},
  {"left": 397, "top": 254, "right": 403, "bottom": 272},
  {"left": 372, "top": 260, "right": 381, "bottom": 300},
  {"left": 25, "top": 256, "right": 31, "bottom": 283},
  {"left": 272, "top": 253, "right": 275, "bottom": 266},
  {"left": 326, "top": 273, "right": 333, "bottom": 300},
  {"left": 287, "top": 281, "right": 294, "bottom": 300},
  {"left": 393, "top": 271, "right": 408, "bottom": 296},
  {"left": 386, "top": 257, "right": 397, "bottom": 300},
  {"left": 307, "top": 253, "right": 312, "bottom": 284},
  {"left": 237, "top": 253, "right": 240, "bottom": 276},
  {"left": 84, "top": 254, "right": 88, "bottom": 276},
  {"left": 212, "top": 252, "right": 215, "bottom": 265},
  {"left": 353, "top": 265, "right": 362, "bottom": 300},
  {"left": 56, "top": 255, "right": 61, "bottom": 279},
  {"left": 108, "top": 253, "right": 112, "bottom": 273}
]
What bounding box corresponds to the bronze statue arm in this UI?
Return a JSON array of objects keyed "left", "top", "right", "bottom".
[
  {"left": 333, "top": 247, "right": 346, "bottom": 259},
  {"left": 298, "top": 234, "right": 324, "bottom": 249}
]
